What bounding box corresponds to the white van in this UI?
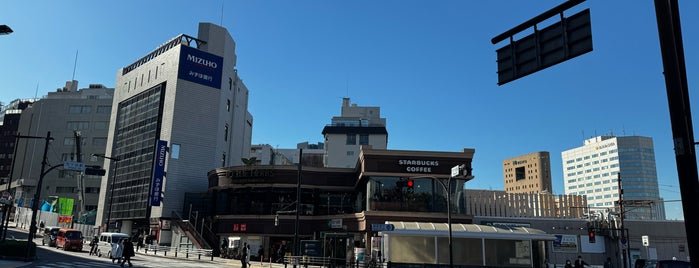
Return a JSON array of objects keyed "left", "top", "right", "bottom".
[{"left": 97, "top": 232, "right": 130, "bottom": 259}]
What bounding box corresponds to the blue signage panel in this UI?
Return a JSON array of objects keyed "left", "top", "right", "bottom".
[
  {"left": 178, "top": 45, "right": 223, "bottom": 89},
  {"left": 150, "top": 140, "right": 168, "bottom": 206}
]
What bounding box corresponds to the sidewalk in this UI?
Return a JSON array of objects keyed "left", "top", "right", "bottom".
[{"left": 0, "top": 221, "right": 31, "bottom": 268}]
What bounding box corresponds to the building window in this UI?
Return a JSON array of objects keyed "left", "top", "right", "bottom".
[
  {"left": 359, "top": 134, "right": 369, "bottom": 145},
  {"left": 346, "top": 134, "right": 356, "bottom": 145},
  {"left": 222, "top": 153, "right": 226, "bottom": 167},
  {"left": 347, "top": 151, "right": 354, "bottom": 156},
  {"left": 229, "top": 77, "right": 233, "bottom": 90},
  {"left": 224, "top": 124, "right": 229, "bottom": 142},
  {"left": 92, "top": 137, "right": 107, "bottom": 146},
  {"left": 69, "top": 105, "right": 92, "bottom": 114},
  {"left": 56, "top": 187, "right": 75, "bottom": 193},
  {"left": 66, "top": 121, "right": 90, "bottom": 130},
  {"left": 96, "top": 106, "right": 111, "bottom": 114},
  {"left": 85, "top": 187, "right": 100, "bottom": 194},
  {"left": 227, "top": 99, "right": 230, "bottom": 112}
]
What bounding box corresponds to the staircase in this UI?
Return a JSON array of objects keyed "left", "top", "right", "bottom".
[{"left": 171, "top": 211, "right": 212, "bottom": 250}]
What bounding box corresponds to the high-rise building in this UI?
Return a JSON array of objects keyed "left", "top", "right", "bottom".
[
  {"left": 503, "top": 151, "right": 552, "bottom": 194},
  {"left": 0, "top": 98, "right": 37, "bottom": 182},
  {"left": 96, "top": 23, "right": 253, "bottom": 237},
  {"left": 561, "top": 135, "right": 665, "bottom": 220},
  {"left": 10, "top": 81, "right": 113, "bottom": 221},
  {"left": 322, "top": 98, "right": 387, "bottom": 168}
]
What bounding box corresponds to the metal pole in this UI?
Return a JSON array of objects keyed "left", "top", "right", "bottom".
[
  {"left": 294, "top": 149, "right": 302, "bottom": 263},
  {"left": 25, "top": 131, "right": 51, "bottom": 261},
  {"left": 107, "top": 157, "right": 118, "bottom": 232},
  {"left": 447, "top": 177, "right": 453, "bottom": 268},
  {"left": 617, "top": 173, "right": 629, "bottom": 268},
  {"left": 1, "top": 133, "right": 20, "bottom": 241},
  {"left": 653, "top": 1, "right": 699, "bottom": 266}
]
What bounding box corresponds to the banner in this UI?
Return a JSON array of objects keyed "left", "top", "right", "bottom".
[
  {"left": 552, "top": 234, "right": 578, "bottom": 253},
  {"left": 58, "top": 197, "right": 73, "bottom": 215},
  {"left": 150, "top": 140, "right": 168, "bottom": 206},
  {"left": 178, "top": 45, "right": 223, "bottom": 88}
]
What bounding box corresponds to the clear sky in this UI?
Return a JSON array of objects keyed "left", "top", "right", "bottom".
[{"left": 1, "top": 1, "right": 697, "bottom": 220}]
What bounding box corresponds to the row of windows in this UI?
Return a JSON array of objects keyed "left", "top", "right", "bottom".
[
  {"left": 565, "top": 150, "right": 618, "bottom": 164},
  {"left": 65, "top": 121, "right": 109, "bottom": 131},
  {"left": 346, "top": 134, "right": 369, "bottom": 145},
  {"left": 68, "top": 105, "right": 111, "bottom": 114},
  {"left": 62, "top": 137, "right": 107, "bottom": 146}
]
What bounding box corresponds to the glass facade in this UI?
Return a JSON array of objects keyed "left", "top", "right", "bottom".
[
  {"left": 366, "top": 176, "right": 466, "bottom": 213},
  {"left": 214, "top": 188, "right": 359, "bottom": 216},
  {"left": 110, "top": 83, "right": 164, "bottom": 220}
]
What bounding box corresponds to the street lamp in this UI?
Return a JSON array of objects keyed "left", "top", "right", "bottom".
[
  {"left": 0, "top": 25, "right": 12, "bottom": 35},
  {"left": 411, "top": 164, "right": 473, "bottom": 268},
  {"left": 91, "top": 153, "right": 119, "bottom": 232},
  {"left": 21, "top": 132, "right": 53, "bottom": 261}
]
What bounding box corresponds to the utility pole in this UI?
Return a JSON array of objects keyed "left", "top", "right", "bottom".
[
  {"left": 654, "top": 1, "right": 699, "bottom": 266},
  {"left": 73, "top": 131, "right": 86, "bottom": 224}
]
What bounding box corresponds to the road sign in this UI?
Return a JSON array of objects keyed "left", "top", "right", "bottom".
[
  {"left": 63, "top": 161, "right": 85, "bottom": 171},
  {"left": 371, "top": 224, "right": 395, "bottom": 232},
  {"left": 642, "top": 235, "right": 649, "bottom": 247}
]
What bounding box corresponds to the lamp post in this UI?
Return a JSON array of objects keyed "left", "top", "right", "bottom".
[
  {"left": 92, "top": 153, "right": 119, "bottom": 232},
  {"left": 23, "top": 132, "right": 53, "bottom": 261},
  {"left": 412, "top": 164, "right": 473, "bottom": 268}
]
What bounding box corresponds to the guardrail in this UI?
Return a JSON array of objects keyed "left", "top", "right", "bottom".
[{"left": 142, "top": 244, "right": 213, "bottom": 261}]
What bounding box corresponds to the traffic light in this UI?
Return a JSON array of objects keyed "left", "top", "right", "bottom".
[
  {"left": 406, "top": 179, "right": 414, "bottom": 193},
  {"left": 588, "top": 230, "right": 596, "bottom": 243}
]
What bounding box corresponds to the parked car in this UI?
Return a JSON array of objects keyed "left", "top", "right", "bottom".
[
  {"left": 644, "top": 260, "right": 692, "bottom": 268},
  {"left": 41, "top": 226, "right": 61, "bottom": 247},
  {"left": 56, "top": 228, "right": 84, "bottom": 251}
]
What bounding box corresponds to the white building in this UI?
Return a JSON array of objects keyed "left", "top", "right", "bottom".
[
  {"left": 561, "top": 135, "right": 665, "bottom": 220},
  {"left": 322, "top": 98, "right": 387, "bottom": 168},
  {"left": 95, "top": 23, "right": 253, "bottom": 239}
]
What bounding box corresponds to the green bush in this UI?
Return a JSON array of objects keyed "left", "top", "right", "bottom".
[{"left": 0, "top": 239, "right": 35, "bottom": 258}]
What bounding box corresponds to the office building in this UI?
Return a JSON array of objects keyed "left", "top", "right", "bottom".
[
  {"left": 10, "top": 81, "right": 113, "bottom": 221},
  {"left": 561, "top": 135, "right": 665, "bottom": 220},
  {"left": 0, "top": 98, "right": 38, "bottom": 181},
  {"left": 322, "top": 98, "right": 387, "bottom": 168},
  {"left": 95, "top": 23, "right": 253, "bottom": 239},
  {"left": 503, "top": 151, "right": 552, "bottom": 194}
]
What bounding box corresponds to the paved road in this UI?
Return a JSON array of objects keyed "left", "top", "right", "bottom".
[{"left": 0, "top": 222, "right": 258, "bottom": 268}]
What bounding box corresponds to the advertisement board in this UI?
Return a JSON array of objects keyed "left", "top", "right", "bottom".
[
  {"left": 552, "top": 234, "right": 578, "bottom": 253},
  {"left": 178, "top": 45, "right": 223, "bottom": 88}
]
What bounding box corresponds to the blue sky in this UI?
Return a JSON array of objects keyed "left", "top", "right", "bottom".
[{"left": 1, "top": 1, "right": 697, "bottom": 220}]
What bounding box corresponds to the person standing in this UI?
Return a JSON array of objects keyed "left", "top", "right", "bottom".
[
  {"left": 575, "top": 255, "right": 589, "bottom": 268},
  {"left": 604, "top": 257, "right": 614, "bottom": 268},
  {"left": 565, "top": 260, "right": 573, "bottom": 268},
  {"left": 120, "top": 238, "right": 135, "bottom": 267},
  {"left": 246, "top": 244, "right": 252, "bottom": 267},
  {"left": 241, "top": 242, "right": 248, "bottom": 268}
]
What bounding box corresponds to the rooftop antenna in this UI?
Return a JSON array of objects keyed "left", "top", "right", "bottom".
[
  {"left": 34, "top": 82, "right": 39, "bottom": 98},
  {"left": 71, "top": 50, "right": 78, "bottom": 81},
  {"left": 220, "top": 2, "right": 224, "bottom": 26}
]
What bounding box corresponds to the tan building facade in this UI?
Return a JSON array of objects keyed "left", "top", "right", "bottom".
[{"left": 503, "top": 151, "right": 552, "bottom": 194}]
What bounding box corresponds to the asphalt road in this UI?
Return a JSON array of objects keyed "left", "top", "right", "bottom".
[{"left": 1, "top": 225, "right": 245, "bottom": 268}]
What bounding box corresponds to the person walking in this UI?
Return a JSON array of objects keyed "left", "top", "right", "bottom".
[
  {"left": 246, "top": 244, "right": 252, "bottom": 267},
  {"left": 241, "top": 242, "right": 249, "bottom": 268},
  {"left": 112, "top": 238, "right": 124, "bottom": 263},
  {"left": 120, "top": 238, "right": 135, "bottom": 267},
  {"left": 89, "top": 236, "right": 99, "bottom": 256},
  {"left": 258, "top": 245, "right": 265, "bottom": 266}
]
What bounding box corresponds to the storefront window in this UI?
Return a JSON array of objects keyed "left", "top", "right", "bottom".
[{"left": 367, "top": 176, "right": 466, "bottom": 213}]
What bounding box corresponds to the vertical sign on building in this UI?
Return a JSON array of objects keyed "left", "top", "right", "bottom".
[{"left": 150, "top": 140, "right": 168, "bottom": 206}]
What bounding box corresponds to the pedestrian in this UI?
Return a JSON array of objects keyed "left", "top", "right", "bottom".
[
  {"left": 120, "top": 238, "right": 135, "bottom": 267},
  {"left": 575, "top": 255, "right": 589, "bottom": 268},
  {"left": 89, "top": 236, "right": 99, "bottom": 256},
  {"left": 258, "top": 245, "right": 265, "bottom": 266},
  {"left": 604, "top": 257, "right": 613, "bottom": 268},
  {"left": 565, "top": 260, "right": 573, "bottom": 268},
  {"left": 136, "top": 234, "right": 144, "bottom": 251},
  {"left": 39, "top": 221, "right": 45, "bottom": 229},
  {"left": 241, "top": 242, "right": 248, "bottom": 268},
  {"left": 112, "top": 238, "right": 124, "bottom": 263},
  {"left": 246, "top": 244, "right": 252, "bottom": 267}
]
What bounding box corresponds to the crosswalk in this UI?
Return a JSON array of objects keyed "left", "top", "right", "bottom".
[{"left": 31, "top": 259, "right": 231, "bottom": 268}]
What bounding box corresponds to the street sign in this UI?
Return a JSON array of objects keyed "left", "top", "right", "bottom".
[
  {"left": 371, "top": 224, "right": 395, "bottom": 232},
  {"left": 642, "top": 235, "right": 649, "bottom": 247},
  {"left": 63, "top": 161, "right": 85, "bottom": 171}
]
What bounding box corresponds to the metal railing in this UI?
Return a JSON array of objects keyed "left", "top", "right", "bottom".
[{"left": 142, "top": 244, "right": 213, "bottom": 261}]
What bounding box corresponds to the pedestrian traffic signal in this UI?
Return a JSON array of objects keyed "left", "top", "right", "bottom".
[
  {"left": 588, "top": 231, "right": 596, "bottom": 243},
  {"left": 406, "top": 179, "right": 414, "bottom": 193}
]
